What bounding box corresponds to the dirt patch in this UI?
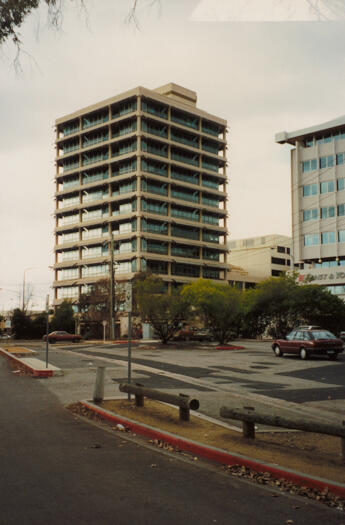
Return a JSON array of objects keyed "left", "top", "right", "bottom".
[{"left": 95, "top": 399, "right": 345, "bottom": 485}]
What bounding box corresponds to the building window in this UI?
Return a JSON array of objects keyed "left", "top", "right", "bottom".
[
  {"left": 321, "top": 232, "right": 336, "bottom": 245},
  {"left": 304, "top": 137, "right": 314, "bottom": 148},
  {"left": 338, "top": 204, "right": 345, "bottom": 217},
  {"left": 57, "top": 286, "right": 79, "bottom": 298},
  {"left": 303, "top": 184, "right": 317, "bottom": 197},
  {"left": 271, "top": 257, "right": 286, "bottom": 265},
  {"left": 339, "top": 230, "right": 345, "bottom": 243},
  {"left": 302, "top": 159, "right": 317, "bottom": 173},
  {"left": 320, "top": 155, "right": 334, "bottom": 169},
  {"left": 338, "top": 178, "right": 345, "bottom": 191},
  {"left": 325, "top": 285, "right": 345, "bottom": 295},
  {"left": 304, "top": 234, "right": 319, "bottom": 246},
  {"left": 303, "top": 209, "right": 318, "bottom": 221},
  {"left": 321, "top": 206, "right": 335, "bottom": 219},
  {"left": 320, "top": 181, "right": 335, "bottom": 194},
  {"left": 203, "top": 267, "right": 221, "bottom": 279},
  {"left": 337, "top": 153, "right": 345, "bottom": 166},
  {"left": 58, "top": 268, "right": 79, "bottom": 280},
  {"left": 271, "top": 270, "right": 283, "bottom": 277}
]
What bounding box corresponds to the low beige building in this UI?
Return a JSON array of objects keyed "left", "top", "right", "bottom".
[{"left": 228, "top": 234, "right": 292, "bottom": 289}]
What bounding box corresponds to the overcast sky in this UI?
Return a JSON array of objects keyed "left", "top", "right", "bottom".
[{"left": 1, "top": 0, "right": 345, "bottom": 311}]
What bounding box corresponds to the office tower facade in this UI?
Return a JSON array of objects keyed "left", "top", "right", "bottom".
[
  {"left": 54, "top": 83, "right": 228, "bottom": 307},
  {"left": 276, "top": 116, "right": 345, "bottom": 300}
]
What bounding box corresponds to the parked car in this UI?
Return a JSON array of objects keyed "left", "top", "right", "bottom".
[
  {"left": 0, "top": 333, "right": 12, "bottom": 339},
  {"left": 42, "top": 331, "right": 82, "bottom": 344},
  {"left": 272, "top": 328, "right": 343, "bottom": 360},
  {"left": 190, "top": 328, "right": 213, "bottom": 342},
  {"left": 339, "top": 331, "right": 345, "bottom": 342},
  {"left": 172, "top": 325, "right": 194, "bottom": 341}
]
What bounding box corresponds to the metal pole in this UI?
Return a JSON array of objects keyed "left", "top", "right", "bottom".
[
  {"left": 128, "top": 311, "right": 132, "bottom": 401},
  {"left": 109, "top": 236, "right": 115, "bottom": 340},
  {"left": 45, "top": 294, "right": 49, "bottom": 368},
  {"left": 22, "top": 271, "right": 26, "bottom": 311}
]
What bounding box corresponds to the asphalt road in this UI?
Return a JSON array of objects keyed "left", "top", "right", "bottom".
[{"left": 1, "top": 357, "right": 344, "bottom": 525}]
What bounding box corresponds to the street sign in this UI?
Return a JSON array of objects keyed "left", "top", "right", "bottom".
[{"left": 124, "top": 282, "right": 132, "bottom": 312}]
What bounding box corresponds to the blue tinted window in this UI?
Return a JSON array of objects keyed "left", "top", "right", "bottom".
[
  {"left": 303, "top": 209, "right": 318, "bottom": 221},
  {"left": 320, "top": 181, "right": 334, "bottom": 194},
  {"left": 337, "top": 153, "right": 345, "bottom": 165},
  {"left": 303, "top": 184, "right": 317, "bottom": 196},
  {"left": 321, "top": 232, "right": 336, "bottom": 244},
  {"left": 304, "top": 234, "right": 319, "bottom": 246},
  {"left": 321, "top": 206, "right": 335, "bottom": 218},
  {"left": 338, "top": 178, "right": 345, "bottom": 191},
  {"left": 302, "top": 159, "right": 317, "bottom": 173}
]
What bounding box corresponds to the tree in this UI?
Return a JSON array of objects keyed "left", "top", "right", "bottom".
[
  {"left": 243, "top": 274, "right": 345, "bottom": 338},
  {"left": 243, "top": 274, "right": 301, "bottom": 339},
  {"left": 12, "top": 308, "right": 31, "bottom": 339},
  {"left": 135, "top": 274, "right": 191, "bottom": 344},
  {"left": 30, "top": 313, "right": 47, "bottom": 339},
  {"left": 78, "top": 279, "right": 110, "bottom": 322},
  {"left": 50, "top": 300, "right": 75, "bottom": 333},
  {"left": 181, "top": 279, "right": 243, "bottom": 344},
  {"left": 0, "top": 1, "right": 155, "bottom": 48}
]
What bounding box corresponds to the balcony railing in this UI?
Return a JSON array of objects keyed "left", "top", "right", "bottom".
[
  {"left": 171, "top": 189, "right": 198, "bottom": 203},
  {"left": 171, "top": 130, "right": 199, "bottom": 149},
  {"left": 141, "top": 159, "right": 168, "bottom": 177},
  {"left": 82, "top": 113, "right": 109, "bottom": 130},
  {"left": 171, "top": 151, "right": 199, "bottom": 166}
]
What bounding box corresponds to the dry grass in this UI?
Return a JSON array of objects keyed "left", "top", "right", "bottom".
[{"left": 99, "top": 399, "right": 345, "bottom": 484}]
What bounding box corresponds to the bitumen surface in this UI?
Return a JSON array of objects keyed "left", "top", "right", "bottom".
[{"left": 1, "top": 356, "right": 345, "bottom": 524}]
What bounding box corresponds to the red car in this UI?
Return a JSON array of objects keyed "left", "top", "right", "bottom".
[
  {"left": 42, "top": 331, "right": 82, "bottom": 344},
  {"left": 272, "top": 328, "right": 343, "bottom": 360}
]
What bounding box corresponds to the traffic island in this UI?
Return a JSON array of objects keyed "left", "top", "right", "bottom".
[
  {"left": 0, "top": 347, "right": 63, "bottom": 377},
  {"left": 70, "top": 398, "right": 345, "bottom": 505}
]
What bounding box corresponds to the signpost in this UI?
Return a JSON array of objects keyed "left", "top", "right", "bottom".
[
  {"left": 45, "top": 294, "right": 49, "bottom": 368},
  {"left": 124, "top": 282, "right": 132, "bottom": 400},
  {"left": 102, "top": 320, "right": 107, "bottom": 342}
]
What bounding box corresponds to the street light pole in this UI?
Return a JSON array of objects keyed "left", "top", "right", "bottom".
[
  {"left": 109, "top": 236, "right": 115, "bottom": 340},
  {"left": 22, "top": 267, "right": 33, "bottom": 311}
]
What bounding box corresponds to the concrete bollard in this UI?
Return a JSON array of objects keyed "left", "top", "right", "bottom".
[{"left": 93, "top": 366, "right": 105, "bottom": 403}]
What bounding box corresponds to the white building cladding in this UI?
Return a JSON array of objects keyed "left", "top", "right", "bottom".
[{"left": 276, "top": 116, "right": 345, "bottom": 299}]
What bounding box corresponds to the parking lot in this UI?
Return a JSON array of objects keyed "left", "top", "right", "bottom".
[{"left": 8, "top": 339, "right": 345, "bottom": 423}]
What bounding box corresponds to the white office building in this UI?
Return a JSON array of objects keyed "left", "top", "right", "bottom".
[{"left": 276, "top": 116, "right": 345, "bottom": 300}]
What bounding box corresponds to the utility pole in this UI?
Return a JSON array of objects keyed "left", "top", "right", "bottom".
[
  {"left": 124, "top": 281, "right": 133, "bottom": 400},
  {"left": 22, "top": 267, "right": 33, "bottom": 311},
  {"left": 45, "top": 294, "right": 49, "bottom": 368},
  {"left": 109, "top": 236, "right": 115, "bottom": 340}
]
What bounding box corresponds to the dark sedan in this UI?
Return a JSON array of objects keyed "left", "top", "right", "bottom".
[
  {"left": 272, "top": 328, "right": 343, "bottom": 360},
  {"left": 42, "top": 331, "right": 82, "bottom": 344}
]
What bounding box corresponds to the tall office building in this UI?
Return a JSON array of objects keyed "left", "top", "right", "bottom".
[
  {"left": 276, "top": 116, "right": 345, "bottom": 300},
  {"left": 54, "top": 83, "right": 228, "bottom": 307}
]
